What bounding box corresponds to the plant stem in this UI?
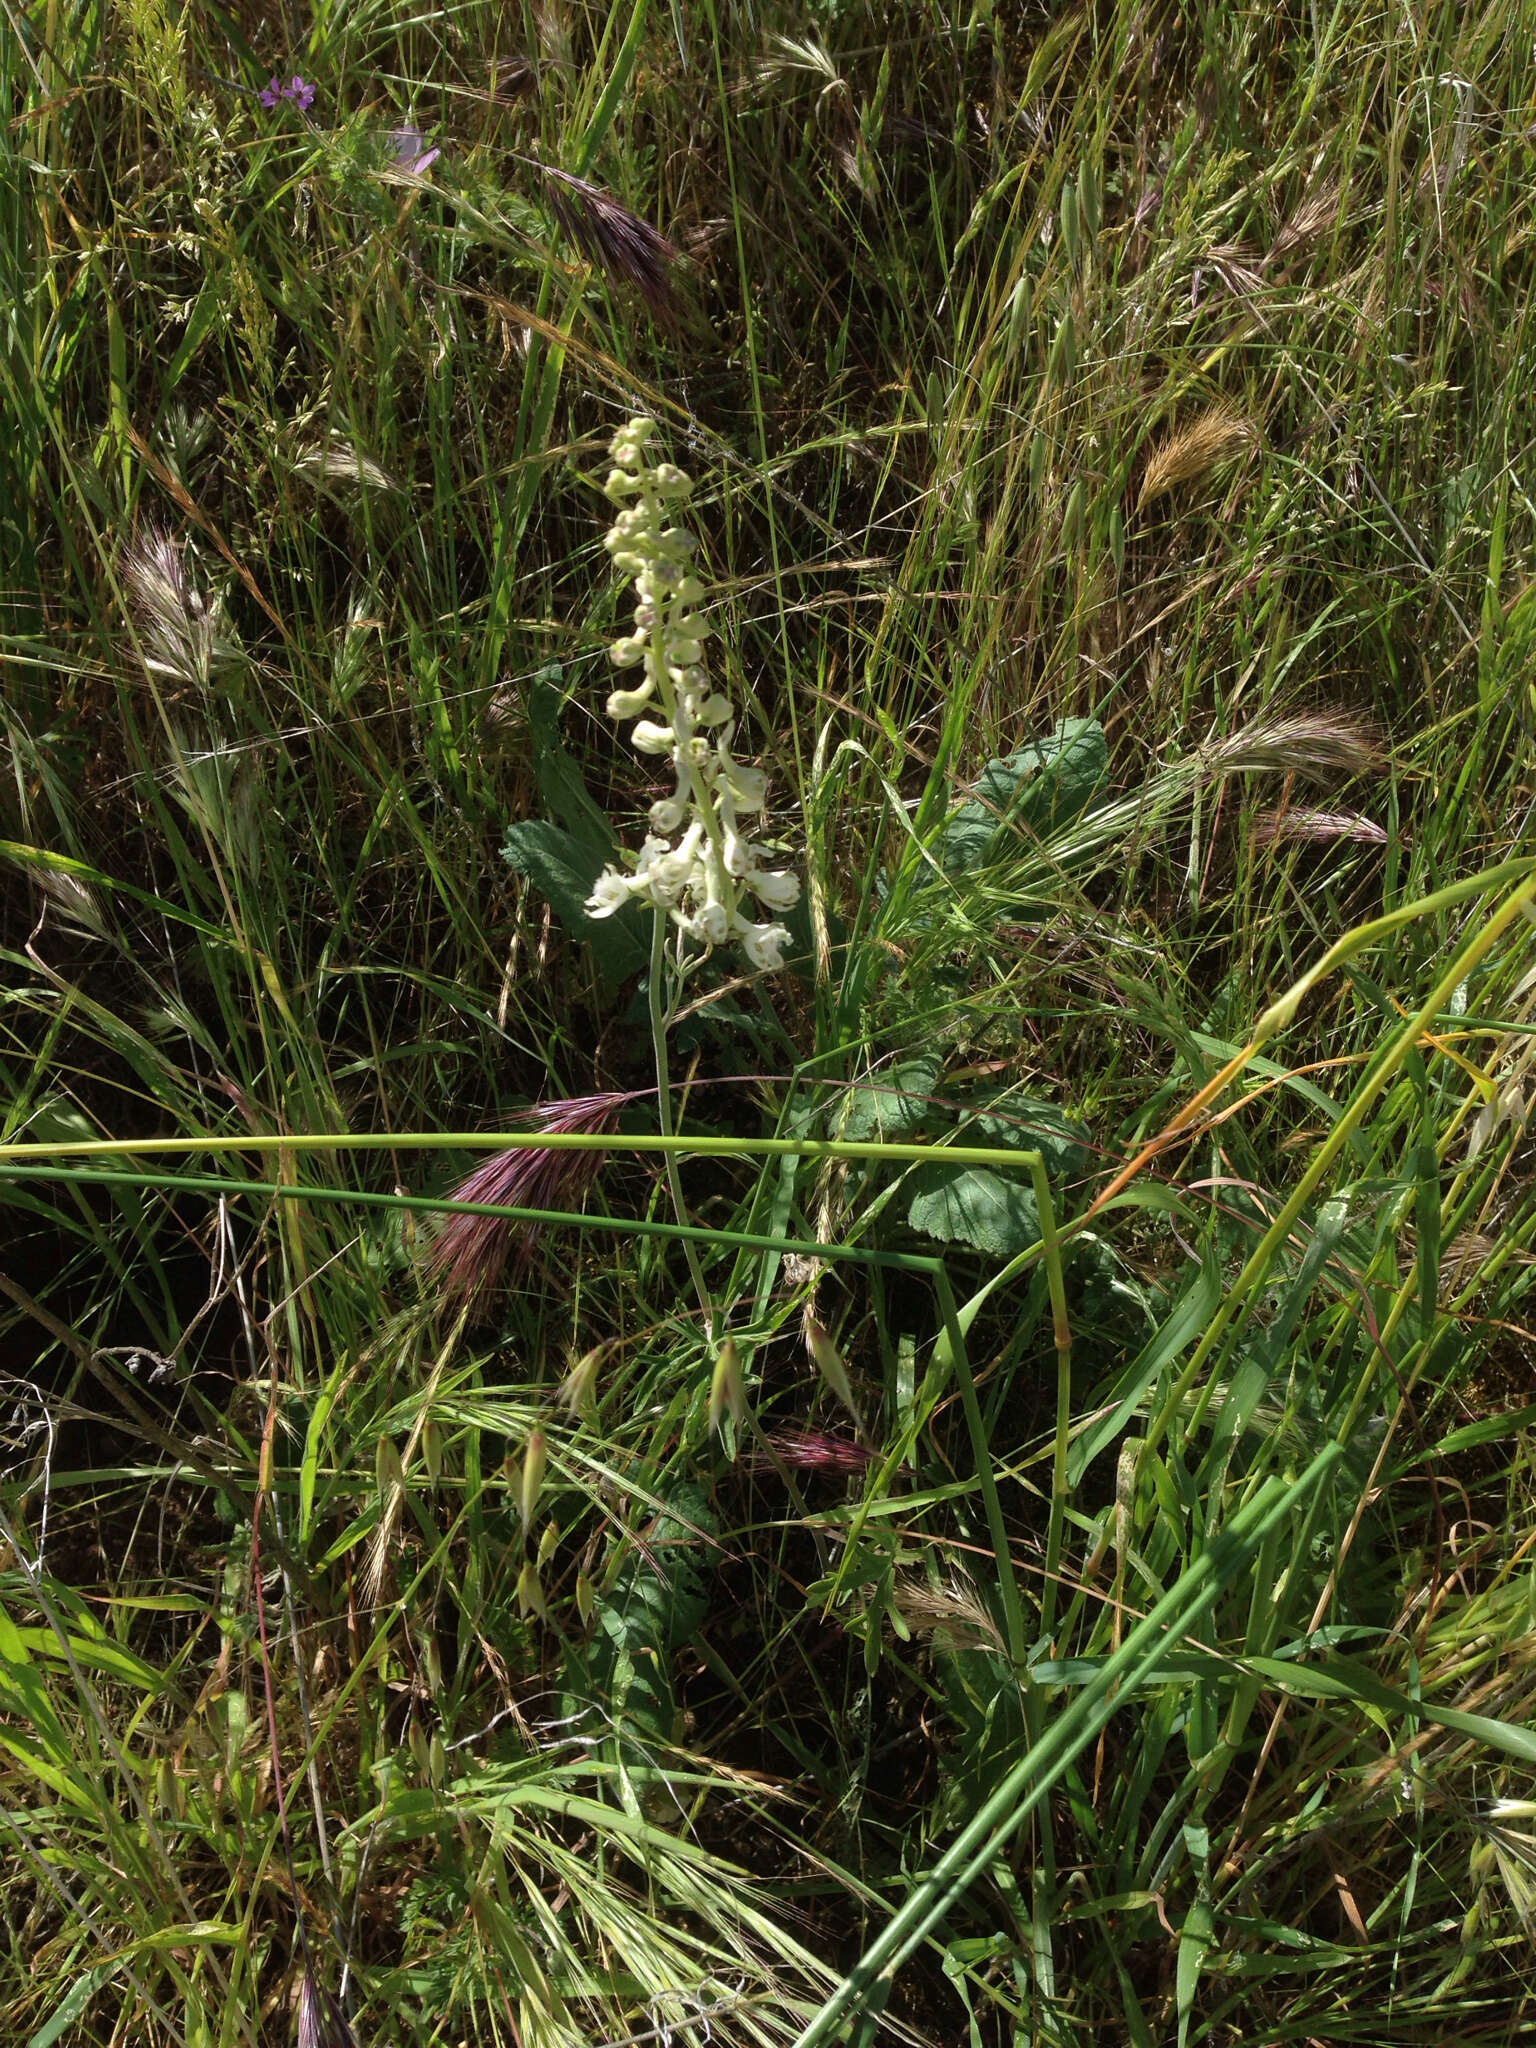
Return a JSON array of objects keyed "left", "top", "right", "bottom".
[{"left": 650, "top": 905, "right": 717, "bottom": 1341}]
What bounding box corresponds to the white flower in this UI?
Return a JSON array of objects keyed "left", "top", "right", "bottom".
[
  {"left": 588, "top": 417, "right": 799, "bottom": 973},
  {"left": 738, "top": 921, "right": 791, "bottom": 972},
  {"left": 722, "top": 826, "right": 754, "bottom": 877},
  {"left": 719, "top": 761, "right": 767, "bottom": 811},
  {"left": 585, "top": 870, "right": 633, "bottom": 919},
  {"left": 690, "top": 900, "right": 730, "bottom": 945},
  {"left": 748, "top": 868, "right": 800, "bottom": 912}
]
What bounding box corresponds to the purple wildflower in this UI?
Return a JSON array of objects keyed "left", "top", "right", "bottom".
[
  {"left": 259, "top": 73, "right": 316, "bottom": 114},
  {"left": 426, "top": 1092, "right": 642, "bottom": 1306},
  {"left": 387, "top": 125, "right": 441, "bottom": 176}
]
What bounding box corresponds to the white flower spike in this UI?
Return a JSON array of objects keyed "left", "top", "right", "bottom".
[{"left": 584, "top": 418, "right": 798, "bottom": 970}]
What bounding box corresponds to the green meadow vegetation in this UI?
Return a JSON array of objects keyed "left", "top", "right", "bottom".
[{"left": 6, "top": 0, "right": 1536, "bottom": 2041}]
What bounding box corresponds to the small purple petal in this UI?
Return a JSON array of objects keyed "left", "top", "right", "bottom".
[
  {"left": 287, "top": 75, "right": 316, "bottom": 111},
  {"left": 387, "top": 127, "right": 440, "bottom": 176},
  {"left": 259, "top": 77, "right": 283, "bottom": 109}
]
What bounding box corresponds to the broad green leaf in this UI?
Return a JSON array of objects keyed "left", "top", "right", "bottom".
[
  {"left": 835, "top": 1054, "right": 944, "bottom": 1144},
  {"left": 906, "top": 1164, "right": 1041, "bottom": 1259},
  {"left": 935, "top": 719, "right": 1107, "bottom": 877},
  {"left": 528, "top": 668, "right": 617, "bottom": 857},
  {"left": 569, "top": 1481, "right": 719, "bottom": 1790},
  {"left": 904, "top": 1094, "right": 1090, "bottom": 1257},
  {"left": 25, "top": 1962, "right": 117, "bottom": 2048},
  {"left": 501, "top": 819, "right": 648, "bottom": 984}
]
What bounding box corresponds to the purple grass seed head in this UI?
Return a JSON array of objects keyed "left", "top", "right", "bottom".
[{"left": 426, "top": 1092, "right": 639, "bottom": 1308}]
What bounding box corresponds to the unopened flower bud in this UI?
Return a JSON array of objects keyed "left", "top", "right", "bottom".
[{"left": 607, "top": 681, "right": 655, "bottom": 719}]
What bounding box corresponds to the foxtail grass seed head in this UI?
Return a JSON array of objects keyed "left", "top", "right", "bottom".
[
  {"left": 1206, "top": 712, "right": 1385, "bottom": 784},
  {"left": 122, "top": 525, "right": 233, "bottom": 690},
  {"left": 1252, "top": 806, "right": 1389, "bottom": 848},
  {"left": 426, "top": 1090, "right": 636, "bottom": 1307},
  {"left": 298, "top": 1971, "right": 359, "bottom": 2048},
  {"left": 583, "top": 418, "right": 799, "bottom": 971}
]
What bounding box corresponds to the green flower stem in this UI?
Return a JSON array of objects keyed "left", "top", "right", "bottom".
[
  {"left": 932, "top": 1263, "right": 1030, "bottom": 1669},
  {"left": 648, "top": 902, "right": 717, "bottom": 1341}
]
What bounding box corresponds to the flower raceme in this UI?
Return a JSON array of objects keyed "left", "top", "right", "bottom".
[{"left": 583, "top": 418, "right": 799, "bottom": 972}]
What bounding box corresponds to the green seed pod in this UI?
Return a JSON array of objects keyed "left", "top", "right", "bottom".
[
  {"left": 1048, "top": 310, "right": 1076, "bottom": 389},
  {"left": 1006, "top": 272, "right": 1032, "bottom": 350},
  {"left": 1109, "top": 503, "right": 1125, "bottom": 578},
  {"left": 806, "top": 1318, "right": 865, "bottom": 1434},
  {"left": 516, "top": 1560, "right": 547, "bottom": 1619},
  {"left": 1030, "top": 433, "right": 1048, "bottom": 500},
  {"left": 156, "top": 1755, "right": 186, "bottom": 1820},
  {"left": 1062, "top": 477, "right": 1086, "bottom": 553},
  {"left": 1060, "top": 181, "right": 1080, "bottom": 269},
  {"left": 1078, "top": 160, "right": 1100, "bottom": 241},
  {"left": 709, "top": 1338, "right": 747, "bottom": 1435},
  {"left": 375, "top": 1435, "right": 403, "bottom": 1499},
  {"left": 519, "top": 1429, "right": 546, "bottom": 1532}
]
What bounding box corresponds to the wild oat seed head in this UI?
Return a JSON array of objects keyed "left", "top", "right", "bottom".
[{"left": 584, "top": 418, "right": 798, "bottom": 971}]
